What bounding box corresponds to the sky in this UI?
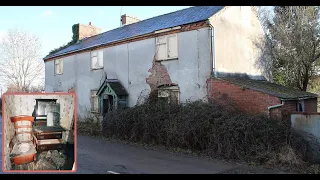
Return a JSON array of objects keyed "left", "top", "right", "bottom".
[{"left": 0, "top": 6, "right": 191, "bottom": 58}]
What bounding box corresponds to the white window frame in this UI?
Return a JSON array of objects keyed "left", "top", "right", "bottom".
[
  {"left": 155, "top": 33, "right": 178, "bottom": 61},
  {"left": 54, "top": 59, "right": 63, "bottom": 75},
  {"left": 91, "top": 50, "right": 103, "bottom": 70},
  {"left": 91, "top": 90, "right": 99, "bottom": 113}
]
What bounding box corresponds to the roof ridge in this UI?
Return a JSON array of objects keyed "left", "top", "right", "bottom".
[{"left": 78, "top": 6, "right": 197, "bottom": 42}]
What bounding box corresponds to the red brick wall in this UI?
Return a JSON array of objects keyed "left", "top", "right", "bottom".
[
  {"left": 206, "top": 78, "right": 318, "bottom": 118},
  {"left": 206, "top": 78, "right": 281, "bottom": 116},
  {"left": 304, "top": 98, "right": 318, "bottom": 112}
]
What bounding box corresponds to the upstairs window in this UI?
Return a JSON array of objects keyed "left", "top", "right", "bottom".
[
  {"left": 54, "top": 59, "right": 63, "bottom": 75},
  {"left": 156, "top": 34, "right": 178, "bottom": 61},
  {"left": 91, "top": 50, "right": 103, "bottom": 70}
]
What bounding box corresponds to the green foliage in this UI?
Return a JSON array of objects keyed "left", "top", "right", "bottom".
[
  {"left": 308, "top": 76, "right": 320, "bottom": 112},
  {"left": 48, "top": 24, "right": 79, "bottom": 55},
  {"left": 259, "top": 6, "right": 320, "bottom": 91}
]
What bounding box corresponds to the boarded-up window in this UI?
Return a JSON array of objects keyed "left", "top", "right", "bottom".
[
  {"left": 157, "top": 85, "right": 180, "bottom": 104},
  {"left": 91, "top": 50, "right": 103, "bottom": 69},
  {"left": 156, "top": 34, "right": 178, "bottom": 60},
  {"left": 91, "top": 90, "right": 99, "bottom": 112},
  {"left": 54, "top": 59, "right": 63, "bottom": 75}
]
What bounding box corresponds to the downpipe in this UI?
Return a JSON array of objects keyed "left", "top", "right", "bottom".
[
  {"left": 267, "top": 101, "right": 284, "bottom": 117},
  {"left": 209, "top": 24, "right": 217, "bottom": 78}
]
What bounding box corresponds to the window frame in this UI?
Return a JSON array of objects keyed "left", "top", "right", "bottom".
[
  {"left": 91, "top": 50, "right": 104, "bottom": 70},
  {"left": 296, "top": 100, "right": 305, "bottom": 112},
  {"left": 90, "top": 90, "right": 99, "bottom": 113},
  {"left": 157, "top": 86, "right": 180, "bottom": 104},
  {"left": 54, "top": 59, "right": 63, "bottom": 75},
  {"left": 155, "top": 33, "right": 178, "bottom": 61}
]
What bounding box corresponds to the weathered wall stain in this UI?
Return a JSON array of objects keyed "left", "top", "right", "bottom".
[{"left": 146, "top": 55, "right": 173, "bottom": 91}]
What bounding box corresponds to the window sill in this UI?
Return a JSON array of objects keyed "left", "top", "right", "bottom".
[
  {"left": 91, "top": 67, "right": 104, "bottom": 71},
  {"left": 54, "top": 73, "right": 63, "bottom": 75},
  {"left": 156, "top": 57, "right": 178, "bottom": 62}
]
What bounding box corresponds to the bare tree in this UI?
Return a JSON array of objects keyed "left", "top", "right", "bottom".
[
  {"left": 255, "top": 6, "right": 320, "bottom": 91},
  {"left": 0, "top": 28, "right": 44, "bottom": 92}
]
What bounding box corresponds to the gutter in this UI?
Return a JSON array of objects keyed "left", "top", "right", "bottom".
[
  {"left": 44, "top": 21, "right": 202, "bottom": 61},
  {"left": 280, "top": 96, "right": 317, "bottom": 101},
  {"left": 268, "top": 101, "right": 284, "bottom": 110},
  {"left": 209, "top": 24, "right": 217, "bottom": 78}
]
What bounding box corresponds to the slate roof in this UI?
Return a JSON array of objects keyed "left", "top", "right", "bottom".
[
  {"left": 97, "top": 79, "right": 128, "bottom": 96},
  {"left": 44, "top": 6, "right": 225, "bottom": 60},
  {"left": 220, "top": 77, "right": 318, "bottom": 100}
]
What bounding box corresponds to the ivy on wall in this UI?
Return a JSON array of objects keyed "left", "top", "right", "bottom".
[{"left": 48, "top": 24, "right": 80, "bottom": 55}]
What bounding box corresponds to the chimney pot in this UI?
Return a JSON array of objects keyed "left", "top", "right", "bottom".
[
  {"left": 121, "top": 14, "right": 140, "bottom": 26},
  {"left": 74, "top": 23, "right": 101, "bottom": 41}
]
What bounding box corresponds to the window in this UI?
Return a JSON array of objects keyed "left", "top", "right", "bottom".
[
  {"left": 156, "top": 34, "right": 178, "bottom": 61},
  {"left": 91, "top": 50, "right": 103, "bottom": 69},
  {"left": 91, "top": 90, "right": 99, "bottom": 112},
  {"left": 296, "top": 100, "right": 305, "bottom": 112},
  {"left": 157, "top": 85, "right": 180, "bottom": 104},
  {"left": 54, "top": 59, "right": 63, "bottom": 74}
]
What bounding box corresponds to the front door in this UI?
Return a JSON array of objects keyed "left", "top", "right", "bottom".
[
  {"left": 108, "top": 95, "right": 114, "bottom": 112},
  {"left": 103, "top": 96, "right": 109, "bottom": 115}
]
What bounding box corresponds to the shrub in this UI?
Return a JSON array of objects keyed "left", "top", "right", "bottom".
[
  {"left": 77, "top": 115, "right": 101, "bottom": 137},
  {"left": 102, "top": 98, "right": 308, "bottom": 166}
]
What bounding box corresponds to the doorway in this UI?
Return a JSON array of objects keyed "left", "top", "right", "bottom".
[{"left": 102, "top": 95, "right": 114, "bottom": 115}]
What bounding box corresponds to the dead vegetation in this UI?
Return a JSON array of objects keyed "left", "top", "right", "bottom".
[
  {"left": 78, "top": 93, "right": 319, "bottom": 173},
  {"left": 77, "top": 114, "right": 101, "bottom": 137}
]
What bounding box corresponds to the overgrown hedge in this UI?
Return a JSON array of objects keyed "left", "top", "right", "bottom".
[
  {"left": 78, "top": 96, "right": 320, "bottom": 173},
  {"left": 102, "top": 99, "right": 309, "bottom": 165}
]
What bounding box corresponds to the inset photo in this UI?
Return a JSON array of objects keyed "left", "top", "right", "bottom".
[{"left": 2, "top": 92, "right": 76, "bottom": 172}]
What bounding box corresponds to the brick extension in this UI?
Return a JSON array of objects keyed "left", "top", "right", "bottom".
[{"left": 206, "top": 78, "right": 318, "bottom": 118}]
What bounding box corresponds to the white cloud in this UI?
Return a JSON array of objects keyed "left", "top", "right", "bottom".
[{"left": 40, "top": 10, "right": 53, "bottom": 17}]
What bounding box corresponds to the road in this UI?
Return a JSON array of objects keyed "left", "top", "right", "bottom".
[
  {"left": 1, "top": 115, "right": 285, "bottom": 174},
  {"left": 75, "top": 135, "right": 286, "bottom": 174},
  {"left": 76, "top": 135, "right": 237, "bottom": 174}
]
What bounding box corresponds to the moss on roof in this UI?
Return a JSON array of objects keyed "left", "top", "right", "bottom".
[{"left": 219, "top": 77, "right": 318, "bottom": 100}]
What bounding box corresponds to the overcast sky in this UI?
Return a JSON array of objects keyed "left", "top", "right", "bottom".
[{"left": 0, "top": 6, "right": 191, "bottom": 58}]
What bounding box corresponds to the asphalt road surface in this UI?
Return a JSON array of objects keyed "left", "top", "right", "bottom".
[
  {"left": 76, "top": 135, "right": 236, "bottom": 174},
  {"left": 75, "top": 135, "right": 286, "bottom": 174}
]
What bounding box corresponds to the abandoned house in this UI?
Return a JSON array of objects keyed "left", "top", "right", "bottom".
[{"left": 43, "top": 6, "right": 318, "bottom": 120}]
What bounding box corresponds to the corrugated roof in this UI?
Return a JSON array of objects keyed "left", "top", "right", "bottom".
[
  {"left": 220, "top": 77, "right": 318, "bottom": 100},
  {"left": 44, "top": 6, "right": 225, "bottom": 60}
]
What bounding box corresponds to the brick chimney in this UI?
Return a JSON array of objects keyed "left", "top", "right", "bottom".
[
  {"left": 75, "top": 22, "right": 101, "bottom": 41},
  {"left": 121, "top": 14, "right": 140, "bottom": 26}
]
